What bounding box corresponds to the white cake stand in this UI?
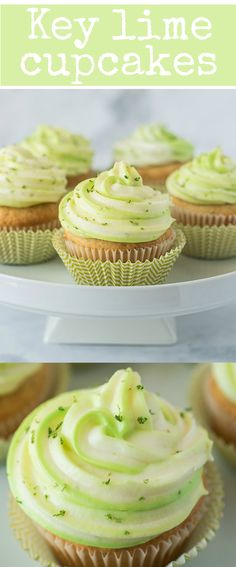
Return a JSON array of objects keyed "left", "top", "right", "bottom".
[{"left": 0, "top": 254, "right": 236, "bottom": 345}]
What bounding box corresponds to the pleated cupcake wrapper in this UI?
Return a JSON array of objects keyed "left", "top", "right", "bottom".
[
  {"left": 171, "top": 202, "right": 236, "bottom": 227},
  {"left": 190, "top": 364, "right": 236, "bottom": 468},
  {"left": 9, "top": 462, "right": 223, "bottom": 567},
  {"left": 0, "top": 221, "right": 60, "bottom": 265},
  {"left": 63, "top": 230, "right": 177, "bottom": 263},
  {"left": 0, "top": 363, "right": 70, "bottom": 462},
  {"left": 53, "top": 229, "right": 186, "bottom": 287},
  {"left": 174, "top": 223, "right": 236, "bottom": 259}
]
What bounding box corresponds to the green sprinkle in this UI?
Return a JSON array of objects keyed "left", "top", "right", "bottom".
[
  {"left": 44, "top": 494, "right": 48, "bottom": 500},
  {"left": 53, "top": 510, "right": 66, "bottom": 517},
  {"left": 136, "top": 385, "right": 144, "bottom": 390},
  {"left": 60, "top": 437, "right": 64, "bottom": 445},
  {"left": 58, "top": 406, "right": 65, "bottom": 412},
  {"left": 31, "top": 430, "right": 35, "bottom": 444},
  {"left": 115, "top": 414, "right": 123, "bottom": 423},
  {"left": 137, "top": 416, "right": 148, "bottom": 424},
  {"left": 124, "top": 175, "right": 129, "bottom": 179},
  {"left": 139, "top": 496, "right": 145, "bottom": 501},
  {"left": 124, "top": 530, "right": 130, "bottom": 535},
  {"left": 149, "top": 409, "right": 155, "bottom": 415},
  {"left": 180, "top": 412, "right": 185, "bottom": 418},
  {"left": 106, "top": 513, "right": 122, "bottom": 523},
  {"left": 135, "top": 177, "right": 140, "bottom": 181},
  {"left": 25, "top": 425, "right": 30, "bottom": 433},
  {"left": 144, "top": 479, "right": 149, "bottom": 484},
  {"left": 48, "top": 422, "right": 63, "bottom": 439},
  {"left": 16, "top": 498, "right": 22, "bottom": 504},
  {"left": 103, "top": 478, "right": 111, "bottom": 486}
]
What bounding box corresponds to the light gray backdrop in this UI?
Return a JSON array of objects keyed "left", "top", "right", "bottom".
[{"left": 1, "top": 89, "right": 235, "bottom": 168}]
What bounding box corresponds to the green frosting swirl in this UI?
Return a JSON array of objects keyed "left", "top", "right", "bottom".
[
  {"left": 0, "top": 146, "right": 67, "bottom": 208},
  {"left": 22, "top": 125, "right": 93, "bottom": 176},
  {"left": 7, "top": 368, "right": 212, "bottom": 549},
  {"left": 167, "top": 147, "right": 236, "bottom": 205},
  {"left": 213, "top": 363, "right": 236, "bottom": 403},
  {"left": 59, "top": 162, "right": 174, "bottom": 243},
  {"left": 114, "top": 125, "right": 194, "bottom": 167},
  {"left": 0, "top": 363, "right": 42, "bottom": 396}
]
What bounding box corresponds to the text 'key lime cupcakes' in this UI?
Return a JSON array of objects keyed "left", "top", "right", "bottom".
[
  {"left": 0, "top": 145, "right": 67, "bottom": 264},
  {"left": 53, "top": 161, "right": 186, "bottom": 286},
  {"left": 114, "top": 124, "right": 194, "bottom": 189},
  {"left": 7, "top": 368, "right": 223, "bottom": 567},
  {"left": 22, "top": 125, "right": 94, "bottom": 188},
  {"left": 167, "top": 147, "right": 236, "bottom": 259}
]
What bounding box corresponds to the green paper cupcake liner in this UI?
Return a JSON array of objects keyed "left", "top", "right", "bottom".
[
  {"left": 9, "top": 461, "right": 223, "bottom": 567},
  {"left": 53, "top": 229, "right": 186, "bottom": 287},
  {"left": 190, "top": 364, "right": 236, "bottom": 468},
  {"left": 0, "top": 364, "right": 70, "bottom": 463},
  {"left": 0, "top": 227, "right": 60, "bottom": 265},
  {"left": 176, "top": 223, "right": 236, "bottom": 259}
]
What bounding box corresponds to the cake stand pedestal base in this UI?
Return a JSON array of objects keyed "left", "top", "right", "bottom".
[{"left": 44, "top": 316, "right": 177, "bottom": 345}]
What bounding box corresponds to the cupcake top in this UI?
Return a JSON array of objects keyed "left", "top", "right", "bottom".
[
  {"left": 167, "top": 147, "right": 236, "bottom": 205},
  {"left": 0, "top": 146, "right": 67, "bottom": 208},
  {"left": 59, "top": 162, "right": 174, "bottom": 243},
  {"left": 7, "top": 368, "right": 212, "bottom": 549},
  {"left": 22, "top": 125, "right": 93, "bottom": 176},
  {"left": 212, "top": 363, "right": 236, "bottom": 404},
  {"left": 114, "top": 124, "right": 194, "bottom": 167},
  {"left": 0, "top": 363, "right": 42, "bottom": 396}
]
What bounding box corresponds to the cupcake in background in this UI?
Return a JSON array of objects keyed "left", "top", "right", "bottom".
[
  {"left": 7, "top": 367, "right": 220, "bottom": 567},
  {"left": 203, "top": 363, "right": 236, "bottom": 446},
  {"left": 0, "top": 363, "right": 56, "bottom": 441},
  {"left": 0, "top": 145, "right": 67, "bottom": 264},
  {"left": 114, "top": 124, "right": 194, "bottom": 189},
  {"left": 22, "top": 125, "right": 94, "bottom": 188},
  {"left": 53, "top": 161, "right": 186, "bottom": 286},
  {"left": 166, "top": 147, "right": 236, "bottom": 258}
]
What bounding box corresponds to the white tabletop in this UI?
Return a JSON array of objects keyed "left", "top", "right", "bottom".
[{"left": 1, "top": 363, "right": 235, "bottom": 566}]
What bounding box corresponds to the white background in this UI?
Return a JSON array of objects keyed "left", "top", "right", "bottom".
[{"left": 1, "top": 363, "right": 235, "bottom": 567}]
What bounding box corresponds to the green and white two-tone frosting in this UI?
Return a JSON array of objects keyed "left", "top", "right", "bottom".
[
  {"left": 213, "top": 363, "right": 236, "bottom": 404},
  {"left": 0, "top": 146, "right": 67, "bottom": 208},
  {"left": 114, "top": 125, "right": 194, "bottom": 167},
  {"left": 0, "top": 363, "right": 42, "bottom": 396},
  {"left": 59, "top": 162, "right": 174, "bottom": 243},
  {"left": 22, "top": 125, "right": 93, "bottom": 177},
  {"left": 7, "top": 368, "right": 212, "bottom": 549},
  {"left": 167, "top": 147, "right": 236, "bottom": 205}
]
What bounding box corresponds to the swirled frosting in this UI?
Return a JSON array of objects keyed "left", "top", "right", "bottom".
[
  {"left": 114, "top": 125, "right": 194, "bottom": 167},
  {"left": 0, "top": 363, "right": 42, "bottom": 396},
  {"left": 0, "top": 146, "right": 67, "bottom": 208},
  {"left": 59, "top": 162, "right": 174, "bottom": 243},
  {"left": 8, "top": 368, "right": 212, "bottom": 549},
  {"left": 212, "top": 363, "right": 236, "bottom": 403},
  {"left": 167, "top": 148, "right": 236, "bottom": 205},
  {"left": 22, "top": 125, "right": 93, "bottom": 176}
]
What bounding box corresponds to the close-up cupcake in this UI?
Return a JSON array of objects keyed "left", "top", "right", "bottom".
[
  {"left": 114, "top": 124, "right": 194, "bottom": 189},
  {"left": 53, "top": 161, "right": 186, "bottom": 286},
  {"left": 22, "top": 125, "right": 94, "bottom": 188},
  {"left": 7, "top": 367, "right": 222, "bottom": 567},
  {"left": 0, "top": 145, "right": 67, "bottom": 264},
  {"left": 167, "top": 147, "right": 236, "bottom": 259}
]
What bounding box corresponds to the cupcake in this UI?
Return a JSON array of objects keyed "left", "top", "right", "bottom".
[
  {"left": 167, "top": 147, "right": 236, "bottom": 258},
  {"left": 0, "top": 363, "right": 57, "bottom": 441},
  {"left": 202, "top": 363, "right": 236, "bottom": 446},
  {"left": 0, "top": 145, "right": 67, "bottom": 264},
  {"left": 114, "top": 124, "right": 194, "bottom": 189},
  {"left": 53, "top": 161, "right": 185, "bottom": 286},
  {"left": 22, "top": 125, "right": 94, "bottom": 188},
  {"left": 7, "top": 367, "right": 217, "bottom": 567}
]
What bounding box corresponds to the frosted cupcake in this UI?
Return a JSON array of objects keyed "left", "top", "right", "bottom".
[
  {"left": 22, "top": 125, "right": 94, "bottom": 188},
  {"left": 203, "top": 363, "right": 236, "bottom": 446},
  {"left": 0, "top": 363, "right": 56, "bottom": 441},
  {"left": 53, "top": 161, "right": 185, "bottom": 285},
  {"left": 0, "top": 145, "right": 67, "bottom": 264},
  {"left": 8, "top": 368, "right": 216, "bottom": 567},
  {"left": 114, "top": 125, "right": 194, "bottom": 189},
  {"left": 167, "top": 148, "right": 236, "bottom": 258}
]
